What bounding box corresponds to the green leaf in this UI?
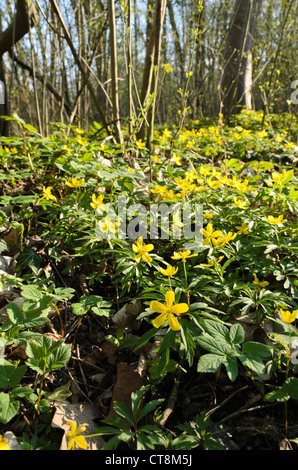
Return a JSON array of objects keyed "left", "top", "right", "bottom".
[
  {"left": 137, "top": 398, "right": 165, "bottom": 423},
  {"left": 197, "top": 353, "right": 225, "bottom": 374},
  {"left": 17, "top": 247, "right": 42, "bottom": 270},
  {"left": 6, "top": 302, "right": 24, "bottom": 325},
  {"left": 223, "top": 355, "right": 238, "bottom": 382},
  {"left": 112, "top": 401, "right": 134, "bottom": 426},
  {"left": 196, "top": 334, "right": 232, "bottom": 355},
  {"left": 229, "top": 323, "right": 245, "bottom": 345},
  {"left": 241, "top": 341, "right": 272, "bottom": 358},
  {"left": 21, "top": 285, "right": 44, "bottom": 301},
  {"left": 0, "top": 392, "right": 19, "bottom": 424},
  {"left": 0, "top": 362, "right": 27, "bottom": 388}
]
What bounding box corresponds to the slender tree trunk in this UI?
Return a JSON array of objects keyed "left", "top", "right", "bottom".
[
  {"left": 220, "top": 0, "right": 251, "bottom": 119},
  {"left": 137, "top": 0, "right": 166, "bottom": 143},
  {"left": 0, "top": 0, "right": 37, "bottom": 136},
  {"left": 237, "top": 0, "right": 262, "bottom": 110},
  {"left": 49, "top": 0, "right": 110, "bottom": 134},
  {"left": 108, "top": 0, "right": 123, "bottom": 143}
]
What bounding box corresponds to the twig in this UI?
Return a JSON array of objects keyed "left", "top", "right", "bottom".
[
  {"left": 160, "top": 373, "right": 181, "bottom": 427},
  {"left": 206, "top": 385, "right": 250, "bottom": 417}
]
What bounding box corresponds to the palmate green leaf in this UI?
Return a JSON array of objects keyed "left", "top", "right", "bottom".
[
  {"left": 229, "top": 323, "right": 245, "bottom": 345},
  {"left": 0, "top": 392, "right": 19, "bottom": 424},
  {"left": 17, "top": 246, "right": 42, "bottom": 270},
  {"left": 197, "top": 353, "right": 226, "bottom": 374},
  {"left": 0, "top": 361, "right": 27, "bottom": 388},
  {"left": 26, "top": 337, "right": 71, "bottom": 374},
  {"left": 112, "top": 401, "right": 134, "bottom": 426},
  {"left": 196, "top": 334, "right": 233, "bottom": 355},
  {"left": 223, "top": 355, "right": 238, "bottom": 382},
  {"left": 137, "top": 398, "right": 165, "bottom": 423}
]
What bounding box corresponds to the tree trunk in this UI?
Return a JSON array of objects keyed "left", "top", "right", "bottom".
[
  {"left": 0, "top": 0, "right": 37, "bottom": 136},
  {"left": 137, "top": 0, "right": 166, "bottom": 143},
  {"left": 220, "top": 0, "right": 252, "bottom": 119},
  {"left": 237, "top": 0, "right": 262, "bottom": 110},
  {"left": 108, "top": 0, "right": 123, "bottom": 144}
]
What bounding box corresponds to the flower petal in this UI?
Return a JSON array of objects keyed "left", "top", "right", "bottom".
[
  {"left": 171, "top": 303, "right": 189, "bottom": 315},
  {"left": 168, "top": 313, "right": 181, "bottom": 331},
  {"left": 152, "top": 312, "right": 167, "bottom": 329},
  {"left": 150, "top": 301, "right": 167, "bottom": 314},
  {"left": 143, "top": 243, "right": 154, "bottom": 252},
  {"left": 165, "top": 290, "right": 175, "bottom": 307}
]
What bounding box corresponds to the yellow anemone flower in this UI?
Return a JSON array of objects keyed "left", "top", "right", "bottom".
[
  {"left": 98, "top": 216, "right": 119, "bottom": 234},
  {"left": 233, "top": 198, "right": 250, "bottom": 210},
  {"left": 235, "top": 223, "right": 249, "bottom": 235},
  {"left": 280, "top": 309, "right": 298, "bottom": 324},
  {"left": 171, "top": 250, "right": 198, "bottom": 262},
  {"left": 160, "top": 265, "right": 178, "bottom": 276},
  {"left": 66, "top": 421, "right": 88, "bottom": 450},
  {"left": 90, "top": 194, "right": 108, "bottom": 213},
  {"left": 132, "top": 236, "right": 154, "bottom": 263},
  {"left": 252, "top": 273, "right": 269, "bottom": 288},
  {"left": 201, "top": 223, "right": 222, "bottom": 246},
  {"left": 42, "top": 186, "right": 56, "bottom": 201},
  {"left": 150, "top": 290, "right": 189, "bottom": 331},
  {"left": 136, "top": 139, "right": 145, "bottom": 149},
  {"left": 66, "top": 177, "right": 85, "bottom": 188},
  {"left": 266, "top": 215, "right": 284, "bottom": 225},
  {"left": 0, "top": 434, "right": 10, "bottom": 450},
  {"left": 214, "top": 232, "right": 237, "bottom": 248}
]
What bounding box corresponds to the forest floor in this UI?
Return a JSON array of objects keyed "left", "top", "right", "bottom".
[{"left": 0, "top": 110, "right": 298, "bottom": 451}]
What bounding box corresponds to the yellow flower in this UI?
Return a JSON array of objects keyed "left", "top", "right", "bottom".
[
  {"left": 160, "top": 265, "right": 178, "bottom": 276},
  {"left": 233, "top": 198, "right": 250, "bottom": 210},
  {"left": 173, "top": 211, "right": 184, "bottom": 232},
  {"left": 204, "top": 212, "right": 214, "bottom": 219},
  {"left": 172, "top": 153, "right": 182, "bottom": 166},
  {"left": 76, "top": 136, "right": 87, "bottom": 146},
  {"left": 171, "top": 250, "right": 198, "bottom": 262},
  {"left": 90, "top": 194, "right": 107, "bottom": 213},
  {"left": 42, "top": 186, "right": 56, "bottom": 201},
  {"left": 151, "top": 185, "right": 168, "bottom": 197},
  {"left": 275, "top": 134, "right": 283, "bottom": 143},
  {"left": 235, "top": 223, "right": 249, "bottom": 235},
  {"left": 162, "top": 189, "right": 181, "bottom": 201},
  {"left": 271, "top": 171, "right": 285, "bottom": 184},
  {"left": 280, "top": 309, "right": 298, "bottom": 324},
  {"left": 252, "top": 273, "right": 269, "bottom": 288},
  {"left": 150, "top": 290, "right": 189, "bottom": 331},
  {"left": 136, "top": 139, "right": 145, "bottom": 150},
  {"left": 285, "top": 142, "right": 295, "bottom": 149},
  {"left": 201, "top": 256, "right": 224, "bottom": 267},
  {"left": 199, "top": 166, "right": 212, "bottom": 177},
  {"left": 132, "top": 236, "right": 154, "bottom": 263},
  {"left": 66, "top": 421, "right": 88, "bottom": 450},
  {"left": 98, "top": 216, "right": 119, "bottom": 234},
  {"left": 266, "top": 214, "right": 284, "bottom": 225},
  {"left": 214, "top": 232, "right": 237, "bottom": 247},
  {"left": 66, "top": 177, "right": 85, "bottom": 188},
  {"left": 162, "top": 128, "right": 172, "bottom": 140},
  {"left": 153, "top": 155, "right": 160, "bottom": 163},
  {"left": 201, "top": 223, "right": 222, "bottom": 246},
  {"left": 0, "top": 434, "right": 10, "bottom": 450},
  {"left": 162, "top": 63, "right": 173, "bottom": 73}
]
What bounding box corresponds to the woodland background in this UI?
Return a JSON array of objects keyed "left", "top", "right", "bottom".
[{"left": 0, "top": 0, "right": 297, "bottom": 140}]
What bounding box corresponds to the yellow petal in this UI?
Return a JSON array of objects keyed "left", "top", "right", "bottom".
[
  {"left": 143, "top": 243, "right": 154, "bottom": 252},
  {"left": 168, "top": 313, "right": 181, "bottom": 331},
  {"left": 142, "top": 253, "right": 152, "bottom": 263},
  {"left": 150, "top": 301, "right": 167, "bottom": 314},
  {"left": 171, "top": 303, "right": 189, "bottom": 315},
  {"left": 165, "top": 290, "right": 175, "bottom": 307},
  {"left": 152, "top": 312, "right": 168, "bottom": 329}
]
